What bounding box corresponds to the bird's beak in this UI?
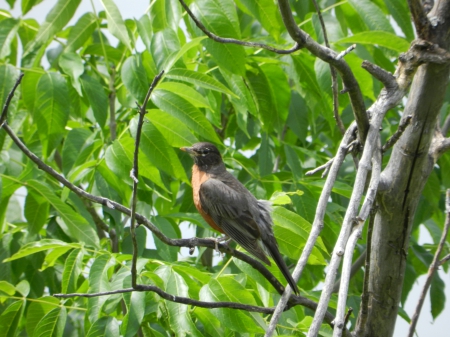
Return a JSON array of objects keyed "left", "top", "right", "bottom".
[{"left": 180, "top": 146, "right": 194, "bottom": 154}]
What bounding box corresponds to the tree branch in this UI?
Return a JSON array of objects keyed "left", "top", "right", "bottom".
[
  {"left": 382, "top": 115, "right": 413, "bottom": 152},
  {"left": 407, "top": 189, "right": 450, "bottom": 337},
  {"left": 0, "top": 73, "right": 24, "bottom": 127},
  {"left": 407, "top": 0, "right": 431, "bottom": 39},
  {"left": 333, "top": 136, "right": 382, "bottom": 337},
  {"left": 277, "top": 0, "right": 369, "bottom": 143},
  {"left": 265, "top": 123, "right": 357, "bottom": 337},
  {"left": 129, "top": 70, "right": 165, "bottom": 288},
  {"left": 362, "top": 61, "right": 397, "bottom": 89},
  {"left": 178, "top": 0, "right": 300, "bottom": 54},
  {"left": 311, "top": 0, "right": 345, "bottom": 135}
]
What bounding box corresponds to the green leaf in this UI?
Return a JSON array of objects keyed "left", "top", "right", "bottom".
[
  {"left": 20, "top": 69, "right": 42, "bottom": 113},
  {"left": 0, "top": 300, "right": 23, "bottom": 337},
  {"left": 61, "top": 128, "right": 94, "bottom": 175},
  {"left": 23, "top": 0, "right": 82, "bottom": 56},
  {"left": 336, "top": 31, "right": 410, "bottom": 52},
  {"left": 0, "top": 65, "right": 19, "bottom": 117},
  {"left": 25, "top": 297, "right": 60, "bottom": 337},
  {"left": 157, "top": 82, "right": 213, "bottom": 109},
  {"left": 87, "top": 254, "right": 115, "bottom": 322},
  {"left": 34, "top": 72, "right": 70, "bottom": 156},
  {"left": 86, "top": 317, "right": 120, "bottom": 337},
  {"left": 0, "top": 281, "right": 16, "bottom": 296},
  {"left": 3, "top": 239, "right": 79, "bottom": 262},
  {"left": 26, "top": 180, "right": 99, "bottom": 248},
  {"left": 430, "top": 273, "right": 446, "bottom": 319},
  {"left": 122, "top": 291, "right": 145, "bottom": 337},
  {"left": 24, "top": 190, "right": 49, "bottom": 235},
  {"left": 152, "top": 89, "right": 220, "bottom": 143},
  {"left": 383, "top": 0, "right": 414, "bottom": 41},
  {"left": 33, "top": 306, "right": 67, "bottom": 337},
  {"left": 161, "top": 36, "right": 207, "bottom": 72},
  {"left": 155, "top": 266, "right": 202, "bottom": 336},
  {"left": 22, "top": 0, "right": 41, "bottom": 15},
  {"left": 150, "top": 28, "right": 180, "bottom": 70},
  {"left": 80, "top": 74, "right": 108, "bottom": 127},
  {"left": 130, "top": 117, "right": 188, "bottom": 182},
  {"left": 0, "top": 18, "right": 19, "bottom": 59},
  {"left": 192, "top": 0, "right": 246, "bottom": 75},
  {"left": 247, "top": 63, "right": 290, "bottom": 131},
  {"left": 150, "top": 0, "right": 182, "bottom": 33},
  {"left": 61, "top": 249, "right": 83, "bottom": 293},
  {"left": 104, "top": 135, "right": 168, "bottom": 191},
  {"left": 121, "top": 55, "right": 148, "bottom": 102},
  {"left": 239, "top": 0, "right": 283, "bottom": 41},
  {"left": 59, "top": 52, "right": 84, "bottom": 95},
  {"left": 348, "top": 0, "right": 394, "bottom": 33},
  {"left": 146, "top": 109, "right": 199, "bottom": 147},
  {"left": 272, "top": 207, "right": 327, "bottom": 264},
  {"left": 65, "top": 12, "right": 97, "bottom": 52},
  {"left": 166, "top": 68, "right": 237, "bottom": 97},
  {"left": 199, "top": 278, "right": 263, "bottom": 333},
  {"left": 100, "top": 0, "right": 132, "bottom": 50}
]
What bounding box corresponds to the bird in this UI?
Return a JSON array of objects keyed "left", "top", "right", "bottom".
[{"left": 181, "top": 142, "right": 299, "bottom": 294}]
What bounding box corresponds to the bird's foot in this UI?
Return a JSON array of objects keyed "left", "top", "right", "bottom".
[{"left": 206, "top": 235, "right": 230, "bottom": 256}]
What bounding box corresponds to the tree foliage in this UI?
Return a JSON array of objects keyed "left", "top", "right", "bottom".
[{"left": 0, "top": 0, "right": 449, "bottom": 336}]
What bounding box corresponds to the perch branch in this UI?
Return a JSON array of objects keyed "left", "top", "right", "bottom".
[
  {"left": 407, "top": 189, "right": 450, "bottom": 337},
  {"left": 362, "top": 60, "right": 397, "bottom": 89},
  {"left": 178, "top": 0, "right": 300, "bottom": 54},
  {"left": 306, "top": 158, "right": 335, "bottom": 177},
  {"left": 0, "top": 74, "right": 342, "bottom": 327},
  {"left": 336, "top": 45, "right": 356, "bottom": 61}
]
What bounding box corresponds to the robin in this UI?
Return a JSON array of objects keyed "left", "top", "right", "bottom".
[{"left": 181, "top": 142, "right": 299, "bottom": 294}]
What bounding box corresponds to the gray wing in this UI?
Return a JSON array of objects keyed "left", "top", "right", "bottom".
[{"left": 199, "top": 178, "right": 270, "bottom": 265}]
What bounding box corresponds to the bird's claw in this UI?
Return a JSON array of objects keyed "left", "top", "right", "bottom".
[{"left": 206, "top": 235, "right": 230, "bottom": 257}]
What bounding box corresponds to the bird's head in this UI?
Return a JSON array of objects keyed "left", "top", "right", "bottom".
[{"left": 181, "top": 142, "right": 223, "bottom": 170}]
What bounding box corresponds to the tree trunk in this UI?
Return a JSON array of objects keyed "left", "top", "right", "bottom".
[{"left": 355, "top": 2, "right": 450, "bottom": 334}]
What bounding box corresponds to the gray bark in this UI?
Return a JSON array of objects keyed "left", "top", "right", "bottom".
[{"left": 355, "top": 2, "right": 450, "bottom": 335}]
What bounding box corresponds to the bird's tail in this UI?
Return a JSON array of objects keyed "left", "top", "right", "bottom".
[
  {"left": 265, "top": 239, "right": 299, "bottom": 295},
  {"left": 257, "top": 201, "right": 299, "bottom": 294}
]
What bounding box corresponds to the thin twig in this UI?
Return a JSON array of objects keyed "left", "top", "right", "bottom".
[
  {"left": 407, "top": 189, "right": 450, "bottom": 337},
  {"left": 54, "top": 286, "right": 275, "bottom": 313},
  {"left": 311, "top": 0, "right": 345, "bottom": 135},
  {"left": 109, "top": 65, "right": 117, "bottom": 141},
  {"left": 306, "top": 158, "right": 335, "bottom": 177},
  {"left": 129, "top": 70, "right": 165, "bottom": 287},
  {"left": 343, "top": 307, "right": 353, "bottom": 327},
  {"left": 382, "top": 115, "right": 413, "bottom": 152},
  {"left": 0, "top": 73, "right": 24, "bottom": 128},
  {"left": 439, "top": 253, "right": 450, "bottom": 265},
  {"left": 332, "top": 249, "right": 367, "bottom": 293},
  {"left": 335, "top": 44, "right": 356, "bottom": 61},
  {"left": 178, "top": 0, "right": 300, "bottom": 55},
  {"left": 333, "top": 136, "right": 382, "bottom": 337},
  {"left": 265, "top": 123, "right": 357, "bottom": 337}
]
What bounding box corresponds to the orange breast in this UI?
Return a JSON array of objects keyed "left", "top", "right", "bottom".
[{"left": 192, "top": 165, "right": 224, "bottom": 233}]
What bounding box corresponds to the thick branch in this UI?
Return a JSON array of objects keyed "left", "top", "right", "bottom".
[{"left": 407, "top": 0, "right": 431, "bottom": 39}]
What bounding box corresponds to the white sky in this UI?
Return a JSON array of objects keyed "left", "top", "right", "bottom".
[{"left": 1, "top": 0, "right": 449, "bottom": 335}]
